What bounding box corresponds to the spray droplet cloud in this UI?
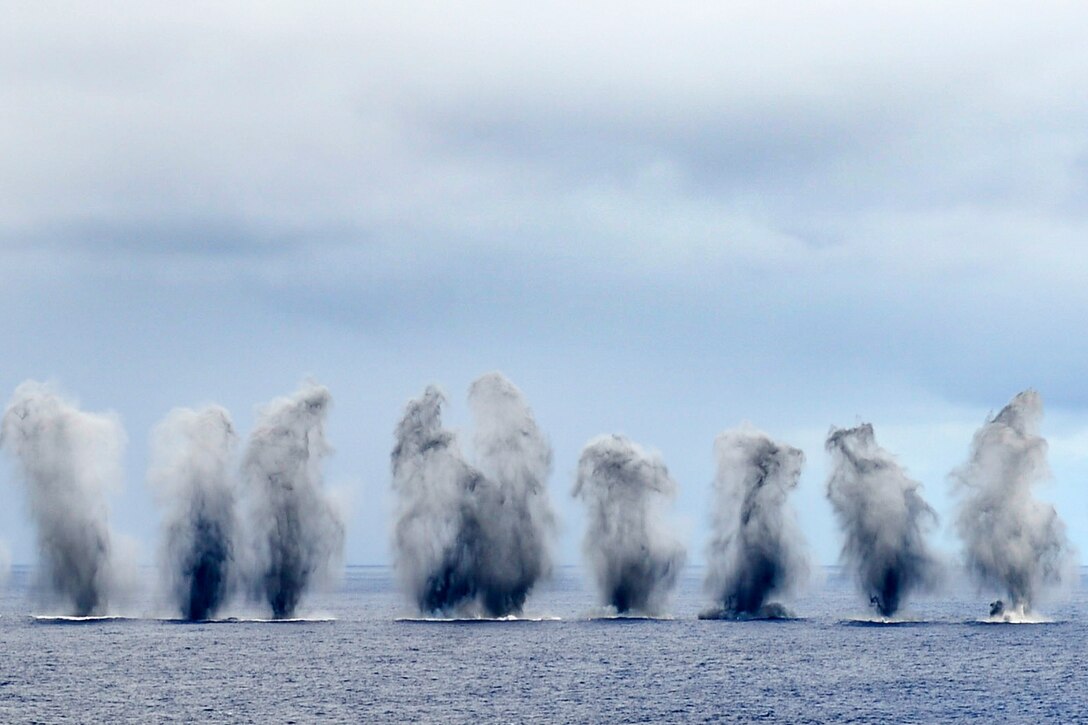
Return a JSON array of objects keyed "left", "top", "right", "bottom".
[
  {"left": 242, "top": 382, "right": 344, "bottom": 619},
  {"left": 391, "top": 373, "right": 555, "bottom": 617},
  {"left": 825, "top": 423, "right": 940, "bottom": 617},
  {"left": 702, "top": 425, "right": 808, "bottom": 619},
  {"left": 573, "top": 434, "right": 686, "bottom": 615},
  {"left": 952, "top": 390, "right": 1074, "bottom": 618},
  {"left": 149, "top": 405, "right": 238, "bottom": 621},
  {"left": 1, "top": 381, "right": 126, "bottom": 616}
]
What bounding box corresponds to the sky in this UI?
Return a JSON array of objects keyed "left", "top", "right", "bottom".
[{"left": 2, "top": 2, "right": 1088, "bottom": 569}]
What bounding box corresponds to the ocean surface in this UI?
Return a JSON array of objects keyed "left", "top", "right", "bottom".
[{"left": 1, "top": 566, "right": 1085, "bottom": 723}]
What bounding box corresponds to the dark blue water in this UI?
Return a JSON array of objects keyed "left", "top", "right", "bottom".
[{"left": 1, "top": 566, "right": 1084, "bottom": 723}]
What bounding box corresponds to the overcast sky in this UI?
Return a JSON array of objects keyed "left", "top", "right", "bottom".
[{"left": 2, "top": 3, "right": 1087, "bottom": 569}]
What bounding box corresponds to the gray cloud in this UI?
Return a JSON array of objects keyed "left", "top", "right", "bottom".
[
  {"left": 3, "top": 3, "right": 1088, "bottom": 569},
  {"left": 3, "top": 4, "right": 1086, "bottom": 236}
]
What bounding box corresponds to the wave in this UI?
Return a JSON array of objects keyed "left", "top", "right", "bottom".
[
  {"left": 698, "top": 613, "right": 803, "bottom": 622},
  {"left": 838, "top": 616, "right": 934, "bottom": 627},
  {"left": 30, "top": 615, "right": 139, "bottom": 625},
  {"left": 393, "top": 609, "right": 561, "bottom": 622},
  {"left": 393, "top": 613, "right": 561, "bottom": 622},
  {"left": 971, "top": 613, "right": 1055, "bottom": 625},
  {"left": 698, "top": 603, "right": 800, "bottom": 621},
  {"left": 32, "top": 614, "right": 336, "bottom": 624},
  {"left": 191, "top": 616, "right": 337, "bottom": 624}
]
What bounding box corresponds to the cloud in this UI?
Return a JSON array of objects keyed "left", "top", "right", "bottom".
[
  {"left": 3, "top": 3, "right": 1086, "bottom": 242},
  {"left": 3, "top": 3, "right": 1088, "bottom": 568}
]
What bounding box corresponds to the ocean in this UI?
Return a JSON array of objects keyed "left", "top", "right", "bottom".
[{"left": 1, "top": 566, "right": 1084, "bottom": 723}]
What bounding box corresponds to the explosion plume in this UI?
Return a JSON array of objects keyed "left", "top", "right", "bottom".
[
  {"left": 573, "top": 435, "right": 686, "bottom": 615},
  {"left": 243, "top": 383, "right": 344, "bottom": 619},
  {"left": 149, "top": 406, "right": 238, "bottom": 620},
  {"left": 391, "top": 373, "right": 554, "bottom": 617},
  {"left": 702, "top": 426, "right": 808, "bottom": 619},
  {"left": 953, "top": 390, "right": 1073, "bottom": 618},
  {"left": 1, "top": 381, "right": 125, "bottom": 615},
  {"left": 826, "top": 423, "right": 940, "bottom": 617}
]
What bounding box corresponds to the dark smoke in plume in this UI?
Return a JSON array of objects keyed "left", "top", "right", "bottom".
[
  {"left": 243, "top": 383, "right": 344, "bottom": 619},
  {"left": 391, "top": 373, "right": 554, "bottom": 617},
  {"left": 1, "top": 381, "right": 125, "bottom": 616},
  {"left": 149, "top": 406, "right": 238, "bottom": 620},
  {"left": 702, "top": 426, "right": 808, "bottom": 620},
  {"left": 573, "top": 435, "right": 686, "bottom": 615},
  {"left": 952, "top": 390, "right": 1073, "bottom": 618},
  {"left": 826, "top": 424, "right": 940, "bottom": 617}
]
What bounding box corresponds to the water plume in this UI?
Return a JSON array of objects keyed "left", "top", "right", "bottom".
[
  {"left": 573, "top": 435, "right": 686, "bottom": 615},
  {"left": 149, "top": 406, "right": 238, "bottom": 620},
  {"left": 242, "top": 382, "right": 344, "bottom": 619},
  {"left": 825, "top": 423, "right": 939, "bottom": 617},
  {"left": 391, "top": 373, "right": 555, "bottom": 617},
  {"left": 0, "top": 381, "right": 125, "bottom": 615},
  {"left": 952, "top": 390, "right": 1072, "bottom": 617},
  {"left": 701, "top": 426, "right": 808, "bottom": 620}
]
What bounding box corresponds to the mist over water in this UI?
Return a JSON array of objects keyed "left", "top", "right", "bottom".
[
  {"left": 702, "top": 426, "right": 808, "bottom": 619},
  {"left": 574, "top": 435, "right": 686, "bottom": 615},
  {"left": 0, "top": 381, "right": 126, "bottom": 616},
  {"left": 391, "top": 373, "right": 555, "bottom": 617},
  {"left": 149, "top": 406, "right": 238, "bottom": 621},
  {"left": 243, "top": 383, "right": 344, "bottom": 619},
  {"left": 953, "top": 390, "right": 1073, "bottom": 617},
  {"left": 825, "top": 424, "right": 940, "bottom": 617},
  {"left": 0, "top": 540, "right": 10, "bottom": 587}
]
